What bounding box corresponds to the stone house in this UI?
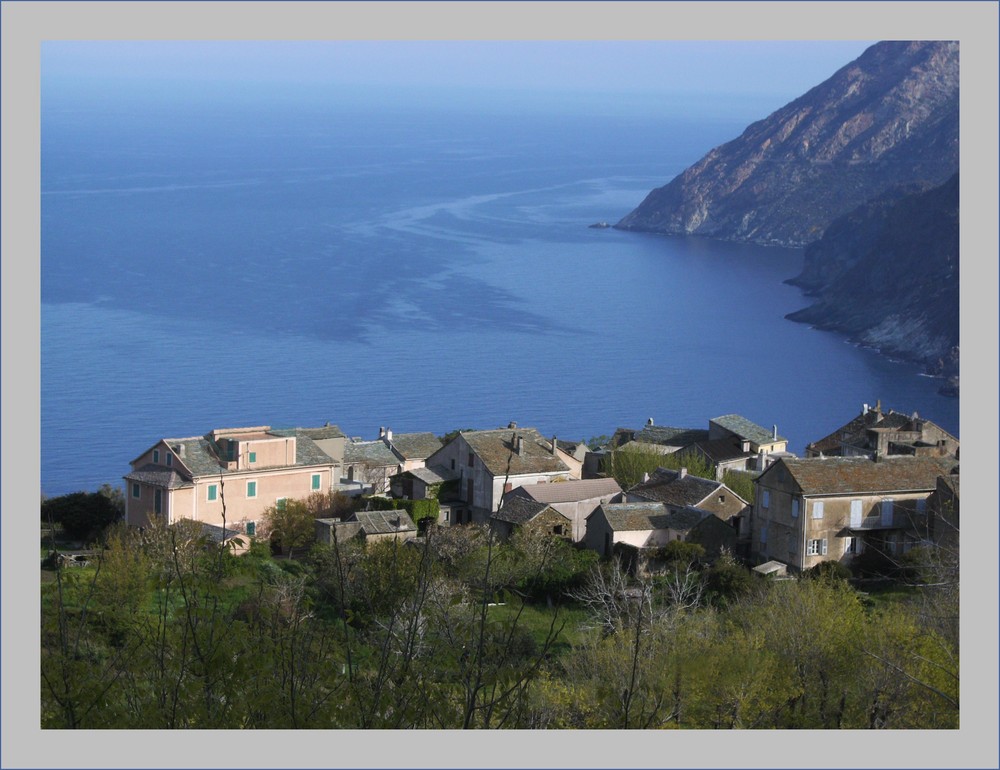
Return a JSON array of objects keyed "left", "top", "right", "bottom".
[
  {"left": 503, "top": 477, "right": 622, "bottom": 542},
  {"left": 750, "top": 455, "right": 958, "bottom": 572},
  {"left": 124, "top": 425, "right": 341, "bottom": 534},
  {"left": 584, "top": 501, "right": 735, "bottom": 561},
  {"left": 489, "top": 497, "right": 572, "bottom": 540},
  {"left": 626, "top": 467, "right": 751, "bottom": 537},
  {"left": 422, "top": 425, "right": 574, "bottom": 524},
  {"left": 705, "top": 414, "right": 790, "bottom": 473},
  {"left": 315, "top": 510, "right": 418, "bottom": 545},
  {"left": 804, "top": 401, "right": 959, "bottom": 460}
]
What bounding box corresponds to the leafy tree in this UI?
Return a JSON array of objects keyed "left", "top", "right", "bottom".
[
  {"left": 261, "top": 498, "right": 316, "bottom": 558},
  {"left": 721, "top": 470, "right": 756, "bottom": 503},
  {"left": 41, "top": 490, "right": 123, "bottom": 542},
  {"left": 605, "top": 443, "right": 671, "bottom": 489}
]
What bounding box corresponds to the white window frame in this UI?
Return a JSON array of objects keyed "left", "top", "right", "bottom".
[
  {"left": 246, "top": 480, "right": 257, "bottom": 499},
  {"left": 811, "top": 500, "right": 824, "bottom": 519},
  {"left": 850, "top": 499, "right": 863, "bottom": 528},
  {"left": 311, "top": 473, "right": 321, "bottom": 491},
  {"left": 845, "top": 536, "right": 858, "bottom": 554},
  {"left": 807, "top": 538, "right": 828, "bottom": 556}
]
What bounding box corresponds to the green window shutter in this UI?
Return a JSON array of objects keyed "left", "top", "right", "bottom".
[
  {"left": 276, "top": 498, "right": 286, "bottom": 511},
  {"left": 247, "top": 481, "right": 257, "bottom": 498},
  {"left": 208, "top": 485, "right": 218, "bottom": 501},
  {"left": 312, "top": 474, "right": 321, "bottom": 490},
  {"left": 249, "top": 452, "right": 257, "bottom": 463},
  {"left": 246, "top": 521, "right": 256, "bottom": 537}
]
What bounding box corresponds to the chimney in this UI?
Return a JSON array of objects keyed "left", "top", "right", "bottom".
[
  {"left": 647, "top": 417, "right": 654, "bottom": 426},
  {"left": 642, "top": 472, "right": 650, "bottom": 483},
  {"left": 741, "top": 439, "right": 750, "bottom": 453},
  {"left": 875, "top": 399, "right": 882, "bottom": 415},
  {"left": 386, "top": 429, "right": 393, "bottom": 443},
  {"left": 551, "top": 435, "right": 558, "bottom": 455},
  {"left": 678, "top": 467, "right": 687, "bottom": 479},
  {"left": 862, "top": 403, "right": 869, "bottom": 415},
  {"left": 516, "top": 435, "right": 524, "bottom": 456},
  {"left": 176, "top": 444, "right": 185, "bottom": 458},
  {"left": 379, "top": 426, "right": 386, "bottom": 439},
  {"left": 508, "top": 421, "right": 517, "bottom": 429},
  {"left": 772, "top": 425, "right": 778, "bottom": 441}
]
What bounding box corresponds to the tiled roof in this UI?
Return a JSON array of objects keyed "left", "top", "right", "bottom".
[
  {"left": 491, "top": 497, "right": 557, "bottom": 525},
  {"left": 157, "top": 430, "right": 335, "bottom": 479},
  {"left": 634, "top": 425, "right": 710, "bottom": 447},
  {"left": 628, "top": 468, "right": 721, "bottom": 508},
  {"left": 686, "top": 438, "right": 754, "bottom": 464},
  {"left": 711, "top": 414, "right": 785, "bottom": 444},
  {"left": 277, "top": 425, "right": 346, "bottom": 440},
  {"left": 599, "top": 502, "right": 670, "bottom": 531},
  {"left": 345, "top": 440, "right": 400, "bottom": 466},
  {"left": 460, "top": 428, "right": 570, "bottom": 477},
  {"left": 388, "top": 432, "right": 443, "bottom": 460},
  {"left": 774, "top": 456, "right": 958, "bottom": 495},
  {"left": 513, "top": 478, "right": 622, "bottom": 504},
  {"left": 806, "top": 407, "right": 958, "bottom": 455},
  {"left": 352, "top": 510, "right": 417, "bottom": 535},
  {"left": 401, "top": 464, "right": 460, "bottom": 485},
  {"left": 124, "top": 464, "right": 192, "bottom": 489}
]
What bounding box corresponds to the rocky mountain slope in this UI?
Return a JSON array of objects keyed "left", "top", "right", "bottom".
[
  {"left": 785, "top": 173, "right": 959, "bottom": 396},
  {"left": 615, "top": 41, "right": 958, "bottom": 247}
]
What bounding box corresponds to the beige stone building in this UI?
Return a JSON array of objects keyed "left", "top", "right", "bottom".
[
  {"left": 750, "top": 455, "right": 958, "bottom": 572},
  {"left": 503, "top": 477, "right": 623, "bottom": 542}
]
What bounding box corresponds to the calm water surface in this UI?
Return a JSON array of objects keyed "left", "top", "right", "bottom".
[{"left": 41, "top": 87, "right": 959, "bottom": 495}]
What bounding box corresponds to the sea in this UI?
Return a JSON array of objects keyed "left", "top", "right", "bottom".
[{"left": 40, "top": 82, "right": 960, "bottom": 496}]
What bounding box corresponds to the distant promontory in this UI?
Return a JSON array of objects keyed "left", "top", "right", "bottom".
[{"left": 613, "top": 41, "right": 960, "bottom": 394}]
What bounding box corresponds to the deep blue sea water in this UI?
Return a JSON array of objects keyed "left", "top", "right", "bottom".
[{"left": 40, "top": 85, "right": 959, "bottom": 496}]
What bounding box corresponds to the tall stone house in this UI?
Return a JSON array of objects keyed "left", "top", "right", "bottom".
[
  {"left": 422, "top": 425, "right": 574, "bottom": 524},
  {"left": 804, "top": 400, "right": 959, "bottom": 459},
  {"left": 750, "top": 455, "right": 958, "bottom": 572}
]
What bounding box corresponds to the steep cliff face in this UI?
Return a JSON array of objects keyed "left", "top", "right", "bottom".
[
  {"left": 615, "top": 41, "right": 958, "bottom": 247},
  {"left": 785, "top": 173, "right": 959, "bottom": 394}
]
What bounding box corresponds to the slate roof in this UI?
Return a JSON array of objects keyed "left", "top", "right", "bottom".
[
  {"left": 628, "top": 468, "right": 722, "bottom": 508},
  {"left": 711, "top": 414, "right": 786, "bottom": 444},
  {"left": 491, "top": 497, "right": 563, "bottom": 525},
  {"left": 511, "top": 478, "right": 622, "bottom": 504},
  {"left": 770, "top": 456, "right": 958, "bottom": 496},
  {"left": 345, "top": 440, "right": 400, "bottom": 466},
  {"left": 399, "top": 464, "right": 460, "bottom": 485},
  {"left": 279, "top": 425, "right": 346, "bottom": 441},
  {"left": 124, "top": 464, "right": 192, "bottom": 489},
  {"left": 351, "top": 510, "right": 417, "bottom": 535},
  {"left": 459, "top": 428, "right": 570, "bottom": 476},
  {"left": 807, "top": 407, "right": 958, "bottom": 455},
  {"left": 598, "top": 502, "right": 671, "bottom": 532},
  {"left": 685, "top": 438, "right": 755, "bottom": 464},
  {"left": 148, "top": 430, "right": 336, "bottom": 480},
  {"left": 634, "top": 425, "right": 710, "bottom": 447},
  {"left": 388, "top": 432, "right": 443, "bottom": 460}
]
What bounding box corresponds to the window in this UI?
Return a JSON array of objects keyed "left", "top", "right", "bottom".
[
  {"left": 850, "top": 499, "right": 863, "bottom": 528},
  {"left": 451, "top": 459, "right": 455, "bottom": 470},
  {"left": 443, "top": 510, "right": 450, "bottom": 523},
  {"left": 718, "top": 494, "right": 725, "bottom": 504},
  {"left": 153, "top": 449, "right": 160, "bottom": 464},
  {"left": 791, "top": 498, "right": 800, "bottom": 518},
  {"left": 468, "top": 452, "right": 474, "bottom": 467},
  {"left": 845, "top": 537, "right": 858, "bottom": 554},
  {"left": 154, "top": 489, "right": 162, "bottom": 514},
  {"left": 881, "top": 498, "right": 894, "bottom": 527},
  {"left": 207, "top": 484, "right": 218, "bottom": 502},
  {"left": 132, "top": 482, "right": 140, "bottom": 498},
  {"left": 247, "top": 480, "right": 257, "bottom": 498},
  {"left": 276, "top": 497, "right": 286, "bottom": 511},
  {"left": 553, "top": 525, "right": 564, "bottom": 536},
  {"left": 806, "top": 538, "right": 828, "bottom": 556},
  {"left": 166, "top": 454, "right": 172, "bottom": 467},
  {"left": 915, "top": 498, "right": 926, "bottom": 513},
  {"left": 760, "top": 524, "right": 768, "bottom": 545},
  {"left": 762, "top": 490, "right": 770, "bottom": 508},
  {"left": 312, "top": 473, "right": 321, "bottom": 491},
  {"left": 249, "top": 451, "right": 257, "bottom": 464},
  {"left": 789, "top": 535, "right": 797, "bottom": 554},
  {"left": 812, "top": 500, "right": 824, "bottom": 520},
  {"left": 246, "top": 521, "right": 256, "bottom": 537},
  {"left": 226, "top": 443, "right": 236, "bottom": 461}
]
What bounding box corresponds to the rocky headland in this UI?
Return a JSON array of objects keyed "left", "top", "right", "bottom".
[{"left": 613, "top": 41, "right": 960, "bottom": 395}]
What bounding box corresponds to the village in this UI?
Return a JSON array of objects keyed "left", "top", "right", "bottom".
[{"left": 122, "top": 400, "right": 960, "bottom": 579}]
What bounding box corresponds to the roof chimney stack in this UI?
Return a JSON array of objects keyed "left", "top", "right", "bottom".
[
  {"left": 679, "top": 467, "right": 687, "bottom": 479},
  {"left": 508, "top": 421, "right": 517, "bottom": 430},
  {"left": 516, "top": 435, "right": 524, "bottom": 456},
  {"left": 386, "top": 428, "right": 393, "bottom": 443},
  {"left": 863, "top": 403, "right": 869, "bottom": 415},
  {"left": 772, "top": 425, "right": 778, "bottom": 441},
  {"left": 647, "top": 417, "right": 654, "bottom": 426},
  {"left": 379, "top": 426, "right": 386, "bottom": 439},
  {"left": 551, "top": 435, "right": 558, "bottom": 455}
]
